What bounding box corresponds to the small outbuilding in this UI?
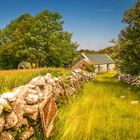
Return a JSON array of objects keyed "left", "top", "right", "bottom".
[{"left": 72, "top": 53, "right": 115, "bottom": 72}]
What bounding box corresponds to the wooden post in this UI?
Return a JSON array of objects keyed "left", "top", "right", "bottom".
[{"left": 39, "top": 93, "right": 58, "bottom": 139}]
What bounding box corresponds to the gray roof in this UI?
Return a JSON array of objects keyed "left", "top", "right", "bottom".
[{"left": 84, "top": 54, "right": 115, "bottom": 65}]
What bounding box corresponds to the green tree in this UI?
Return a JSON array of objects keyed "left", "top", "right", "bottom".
[
  {"left": 0, "top": 29, "right": 9, "bottom": 45},
  {"left": 118, "top": 0, "right": 140, "bottom": 75},
  {"left": 0, "top": 10, "right": 78, "bottom": 69}
]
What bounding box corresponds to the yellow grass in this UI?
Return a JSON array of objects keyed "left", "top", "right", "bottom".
[
  {"left": 0, "top": 68, "right": 70, "bottom": 94},
  {"left": 52, "top": 72, "right": 140, "bottom": 140}
]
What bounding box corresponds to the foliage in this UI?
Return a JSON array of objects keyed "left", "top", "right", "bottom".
[
  {"left": 0, "top": 10, "right": 78, "bottom": 69},
  {"left": 11, "top": 126, "right": 26, "bottom": 139},
  {"left": 0, "top": 68, "right": 70, "bottom": 94},
  {"left": 85, "top": 64, "right": 95, "bottom": 72},
  {"left": 52, "top": 72, "right": 140, "bottom": 140},
  {"left": 117, "top": 1, "right": 140, "bottom": 75},
  {"left": 78, "top": 49, "right": 96, "bottom": 55}
]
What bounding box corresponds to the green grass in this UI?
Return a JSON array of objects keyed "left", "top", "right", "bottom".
[
  {"left": 0, "top": 68, "right": 71, "bottom": 94},
  {"left": 52, "top": 72, "right": 140, "bottom": 140}
]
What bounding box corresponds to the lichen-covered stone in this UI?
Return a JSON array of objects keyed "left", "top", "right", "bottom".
[
  {"left": 13, "top": 86, "right": 28, "bottom": 99},
  {"left": 25, "top": 94, "right": 39, "bottom": 105},
  {"left": 4, "top": 111, "right": 18, "bottom": 129},
  {"left": 11, "top": 99, "right": 28, "bottom": 129},
  {"left": 24, "top": 104, "right": 39, "bottom": 120}
]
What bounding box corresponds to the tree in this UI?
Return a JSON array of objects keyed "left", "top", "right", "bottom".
[
  {"left": 117, "top": 0, "right": 140, "bottom": 75},
  {"left": 0, "top": 10, "right": 78, "bottom": 69}
]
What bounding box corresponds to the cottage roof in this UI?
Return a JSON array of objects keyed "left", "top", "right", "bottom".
[{"left": 84, "top": 54, "right": 115, "bottom": 65}]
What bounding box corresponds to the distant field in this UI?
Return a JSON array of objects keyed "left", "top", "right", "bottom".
[
  {"left": 52, "top": 72, "right": 140, "bottom": 140},
  {"left": 0, "top": 68, "right": 71, "bottom": 94}
]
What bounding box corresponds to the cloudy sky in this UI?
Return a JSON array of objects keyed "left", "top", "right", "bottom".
[{"left": 0, "top": 0, "right": 137, "bottom": 50}]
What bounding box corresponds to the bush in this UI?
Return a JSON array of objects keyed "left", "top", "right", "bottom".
[{"left": 85, "top": 64, "right": 95, "bottom": 72}]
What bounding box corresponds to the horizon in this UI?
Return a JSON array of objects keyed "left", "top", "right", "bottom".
[{"left": 0, "top": 0, "right": 137, "bottom": 50}]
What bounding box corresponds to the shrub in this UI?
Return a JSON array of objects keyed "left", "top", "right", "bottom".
[{"left": 85, "top": 64, "right": 95, "bottom": 72}]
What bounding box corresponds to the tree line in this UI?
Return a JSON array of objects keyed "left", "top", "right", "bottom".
[{"left": 0, "top": 10, "right": 78, "bottom": 69}]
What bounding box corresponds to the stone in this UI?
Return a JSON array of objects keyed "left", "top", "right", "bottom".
[
  {"left": 18, "top": 61, "right": 31, "bottom": 69},
  {"left": 1, "top": 92, "right": 18, "bottom": 102},
  {"left": 0, "top": 69, "right": 95, "bottom": 139},
  {"left": 120, "top": 73, "right": 140, "bottom": 87},
  {"left": 0, "top": 97, "right": 9, "bottom": 106},
  {"left": 0, "top": 98, "right": 12, "bottom": 112},
  {"left": 44, "top": 73, "right": 52, "bottom": 80},
  {"left": 27, "top": 88, "right": 38, "bottom": 95},
  {"left": 4, "top": 111, "right": 18, "bottom": 129},
  {"left": 73, "top": 69, "right": 82, "bottom": 73},
  {"left": 0, "top": 116, "right": 5, "bottom": 132},
  {"left": 11, "top": 99, "right": 29, "bottom": 129},
  {"left": 29, "top": 76, "right": 46, "bottom": 87},
  {"left": 36, "top": 84, "right": 53, "bottom": 100},
  {"left": 24, "top": 104, "right": 39, "bottom": 120},
  {"left": 13, "top": 86, "right": 28, "bottom": 100},
  {"left": 44, "top": 73, "right": 55, "bottom": 86},
  {"left": 25, "top": 94, "right": 39, "bottom": 105},
  {"left": 19, "top": 127, "right": 34, "bottom": 140},
  {"left": 0, "top": 131, "right": 15, "bottom": 140}
]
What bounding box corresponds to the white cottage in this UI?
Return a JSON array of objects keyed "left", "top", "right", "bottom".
[{"left": 72, "top": 53, "right": 115, "bottom": 72}]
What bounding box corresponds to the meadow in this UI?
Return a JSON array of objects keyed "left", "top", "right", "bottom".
[
  {"left": 52, "top": 72, "right": 140, "bottom": 140},
  {"left": 0, "top": 68, "right": 71, "bottom": 94}
]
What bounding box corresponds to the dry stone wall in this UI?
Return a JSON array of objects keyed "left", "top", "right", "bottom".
[
  {"left": 119, "top": 73, "right": 140, "bottom": 87},
  {"left": 0, "top": 69, "right": 95, "bottom": 140}
]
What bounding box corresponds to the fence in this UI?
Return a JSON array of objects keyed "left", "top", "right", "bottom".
[{"left": 0, "top": 69, "right": 95, "bottom": 140}]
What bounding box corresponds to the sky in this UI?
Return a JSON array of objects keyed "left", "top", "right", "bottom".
[{"left": 0, "top": 0, "right": 137, "bottom": 50}]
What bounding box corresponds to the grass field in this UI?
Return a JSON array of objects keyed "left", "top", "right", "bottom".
[
  {"left": 52, "top": 72, "right": 140, "bottom": 140},
  {"left": 0, "top": 68, "right": 70, "bottom": 94}
]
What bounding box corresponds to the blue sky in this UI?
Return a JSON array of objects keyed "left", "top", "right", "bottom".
[{"left": 0, "top": 0, "right": 137, "bottom": 50}]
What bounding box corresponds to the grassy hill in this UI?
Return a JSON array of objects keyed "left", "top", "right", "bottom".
[{"left": 52, "top": 72, "right": 140, "bottom": 140}]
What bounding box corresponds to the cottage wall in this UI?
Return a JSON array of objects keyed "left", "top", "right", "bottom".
[
  {"left": 95, "top": 64, "right": 115, "bottom": 73},
  {"left": 100, "top": 64, "right": 107, "bottom": 72},
  {"left": 72, "top": 58, "right": 91, "bottom": 70},
  {"left": 108, "top": 64, "right": 115, "bottom": 71}
]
